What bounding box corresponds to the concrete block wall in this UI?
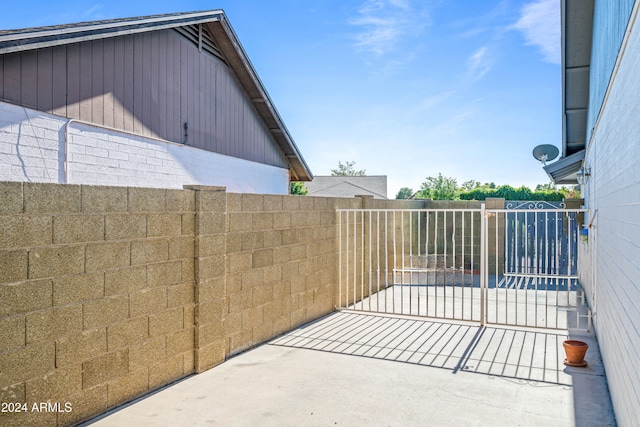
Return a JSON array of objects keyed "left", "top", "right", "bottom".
[
  {"left": 222, "top": 193, "right": 358, "bottom": 356},
  {"left": 0, "top": 181, "right": 523, "bottom": 426},
  {"left": 0, "top": 182, "right": 196, "bottom": 426},
  {"left": 0, "top": 181, "right": 392, "bottom": 426}
]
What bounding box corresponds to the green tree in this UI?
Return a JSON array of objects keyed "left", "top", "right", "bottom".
[
  {"left": 395, "top": 187, "right": 413, "bottom": 199},
  {"left": 330, "top": 161, "right": 366, "bottom": 176},
  {"left": 536, "top": 183, "right": 581, "bottom": 199},
  {"left": 461, "top": 180, "right": 481, "bottom": 191},
  {"left": 289, "top": 181, "right": 308, "bottom": 195},
  {"left": 535, "top": 182, "right": 557, "bottom": 191},
  {"left": 416, "top": 173, "right": 459, "bottom": 200}
]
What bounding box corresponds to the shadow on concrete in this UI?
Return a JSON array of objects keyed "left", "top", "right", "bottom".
[
  {"left": 84, "top": 310, "right": 617, "bottom": 426},
  {"left": 270, "top": 311, "right": 575, "bottom": 386}
]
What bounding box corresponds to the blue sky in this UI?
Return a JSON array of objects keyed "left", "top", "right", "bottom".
[{"left": 1, "top": 0, "right": 561, "bottom": 197}]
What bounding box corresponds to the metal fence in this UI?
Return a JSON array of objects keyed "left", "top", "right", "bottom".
[{"left": 337, "top": 204, "right": 589, "bottom": 330}]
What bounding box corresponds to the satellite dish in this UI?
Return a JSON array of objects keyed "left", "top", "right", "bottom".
[{"left": 532, "top": 144, "right": 559, "bottom": 166}]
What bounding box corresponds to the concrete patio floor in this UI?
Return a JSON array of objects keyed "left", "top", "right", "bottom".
[{"left": 84, "top": 311, "right": 616, "bottom": 427}]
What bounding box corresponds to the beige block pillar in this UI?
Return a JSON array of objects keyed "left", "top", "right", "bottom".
[
  {"left": 184, "top": 185, "right": 228, "bottom": 373},
  {"left": 485, "top": 198, "right": 505, "bottom": 275}
]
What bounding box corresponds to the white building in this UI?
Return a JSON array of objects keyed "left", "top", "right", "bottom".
[{"left": 547, "top": 2, "right": 640, "bottom": 425}]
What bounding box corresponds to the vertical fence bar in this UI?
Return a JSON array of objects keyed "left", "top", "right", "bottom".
[
  {"left": 385, "top": 211, "right": 389, "bottom": 312},
  {"left": 418, "top": 211, "right": 422, "bottom": 316},
  {"left": 503, "top": 210, "right": 509, "bottom": 323},
  {"left": 345, "top": 211, "right": 349, "bottom": 308},
  {"left": 480, "top": 204, "right": 486, "bottom": 326},
  {"left": 353, "top": 211, "right": 357, "bottom": 309},
  {"left": 513, "top": 211, "right": 522, "bottom": 325},
  {"left": 393, "top": 211, "right": 397, "bottom": 313},
  {"left": 471, "top": 211, "right": 475, "bottom": 321},
  {"left": 524, "top": 211, "right": 528, "bottom": 326},
  {"left": 443, "top": 211, "right": 447, "bottom": 318},
  {"left": 338, "top": 210, "right": 343, "bottom": 309},
  {"left": 361, "top": 210, "right": 364, "bottom": 311},
  {"left": 544, "top": 212, "right": 556, "bottom": 328},
  {"left": 409, "top": 211, "right": 414, "bottom": 314},
  {"left": 377, "top": 211, "right": 381, "bottom": 312},
  {"left": 534, "top": 210, "right": 539, "bottom": 327},
  {"left": 452, "top": 211, "right": 456, "bottom": 319},
  {"left": 434, "top": 211, "right": 439, "bottom": 317},
  {"left": 426, "top": 210, "right": 431, "bottom": 317},
  {"left": 401, "top": 211, "right": 405, "bottom": 315},
  {"left": 494, "top": 212, "right": 499, "bottom": 324},
  {"left": 368, "top": 211, "right": 372, "bottom": 311},
  {"left": 567, "top": 211, "right": 573, "bottom": 277},
  {"left": 462, "top": 211, "right": 465, "bottom": 320}
]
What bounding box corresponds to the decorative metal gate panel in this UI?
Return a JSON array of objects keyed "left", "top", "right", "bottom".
[
  {"left": 337, "top": 204, "right": 588, "bottom": 330},
  {"left": 484, "top": 203, "right": 586, "bottom": 329}
]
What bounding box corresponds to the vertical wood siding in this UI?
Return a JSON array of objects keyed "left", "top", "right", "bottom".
[{"left": 0, "top": 29, "right": 288, "bottom": 169}]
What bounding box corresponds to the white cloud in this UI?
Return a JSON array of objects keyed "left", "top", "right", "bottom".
[
  {"left": 467, "top": 46, "right": 493, "bottom": 80},
  {"left": 417, "top": 91, "right": 456, "bottom": 111},
  {"left": 349, "top": 0, "right": 428, "bottom": 56},
  {"left": 512, "top": 0, "right": 560, "bottom": 64},
  {"left": 82, "top": 4, "right": 105, "bottom": 20}
]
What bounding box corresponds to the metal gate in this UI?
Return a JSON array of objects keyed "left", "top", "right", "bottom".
[{"left": 337, "top": 203, "right": 588, "bottom": 330}]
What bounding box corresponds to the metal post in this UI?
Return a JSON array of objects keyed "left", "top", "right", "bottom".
[
  {"left": 338, "top": 211, "right": 342, "bottom": 309},
  {"left": 480, "top": 203, "right": 486, "bottom": 326}
]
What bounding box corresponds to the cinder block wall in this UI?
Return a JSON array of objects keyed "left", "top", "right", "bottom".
[
  {"left": 0, "top": 182, "right": 382, "bottom": 426},
  {"left": 0, "top": 182, "right": 196, "bottom": 426},
  {"left": 0, "top": 181, "right": 512, "bottom": 426},
  {"left": 221, "top": 194, "right": 355, "bottom": 356}
]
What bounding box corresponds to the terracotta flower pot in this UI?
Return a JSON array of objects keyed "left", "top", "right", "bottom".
[{"left": 563, "top": 340, "right": 589, "bottom": 367}]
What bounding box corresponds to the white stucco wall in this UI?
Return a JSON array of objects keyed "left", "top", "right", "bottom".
[
  {"left": 0, "top": 101, "right": 290, "bottom": 194},
  {"left": 582, "top": 4, "right": 640, "bottom": 425}
]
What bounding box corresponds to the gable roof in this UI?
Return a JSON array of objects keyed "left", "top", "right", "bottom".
[
  {"left": 0, "top": 10, "right": 312, "bottom": 181},
  {"left": 305, "top": 176, "right": 388, "bottom": 199}
]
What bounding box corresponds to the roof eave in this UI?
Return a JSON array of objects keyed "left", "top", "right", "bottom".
[
  {"left": 0, "top": 11, "right": 225, "bottom": 54},
  {"left": 205, "top": 16, "right": 313, "bottom": 181},
  {"left": 561, "top": 0, "right": 594, "bottom": 158},
  {"left": 0, "top": 10, "right": 314, "bottom": 182},
  {"left": 543, "top": 149, "right": 585, "bottom": 184}
]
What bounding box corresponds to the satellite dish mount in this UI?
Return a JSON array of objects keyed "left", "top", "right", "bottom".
[{"left": 532, "top": 144, "right": 559, "bottom": 166}]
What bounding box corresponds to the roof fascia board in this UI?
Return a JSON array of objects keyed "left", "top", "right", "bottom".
[
  {"left": 0, "top": 11, "right": 223, "bottom": 55},
  {"left": 561, "top": 0, "right": 594, "bottom": 157},
  {"left": 543, "top": 149, "right": 585, "bottom": 184},
  {"left": 208, "top": 16, "right": 312, "bottom": 181},
  {"left": 561, "top": 0, "right": 568, "bottom": 157}
]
